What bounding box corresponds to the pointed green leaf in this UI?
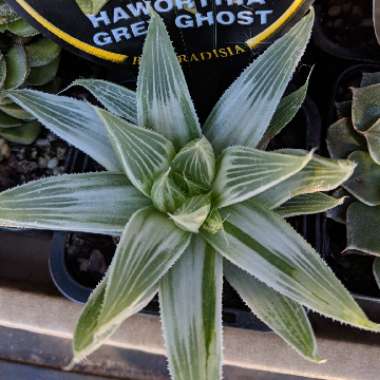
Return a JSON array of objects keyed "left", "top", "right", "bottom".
[
  {"left": 72, "top": 208, "right": 191, "bottom": 362},
  {"left": 4, "top": 44, "right": 29, "bottom": 90},
  {"left": 6, "top": 89, "right": 121, "bottom": 171},
  {"left": 172, "top": 136, "right": 215, "bottom": 191},
  {"left": 254, "top": 151, "right": 356, "bottom": 209},
  {"left": 0, "top": 121, "right": 40, "bottom": 144},
  {"left": 136, "top": 12, "right": 201, "bottom": 148},
  {"left": 352, "top": 84, "right": 380, "bottom": 132},
  {"left": 345, "top": 202, "right": 380, "bottom": 256},
  {"left": 204, "top": 10, "right": 314, "bottom": 152},
  {"left": 327, "top": 118, "right": 366, "bottom": 159},
  {"left": 0, "top": 172, "right": 150, "bottom": 235},
  {"left": 344, "top": 151, "right": 380, "bottom": 206},
  {"left": 97, "top": 108, "right": 175, "bottom": 197},
  {"left": 259, "top": 71, "right": 312, "bottom": 149},
  {"left": 151, "top": 169, "right": 187, "bottom": 213},
  {"left": 169, "top": 194, "right": 211, "bottom": 233},
  {"left": 3, "top": 19, "right": 38, "bottom": 37},
  {"left": 25, "top": 38, "right": 61, "bottom": 67},
  {"left": 202, "top": 202, "right": 379, "bottom": 331},
  {"left": 160, "top": 237, "right": 223, "bottom": 380},
  {"left": 213, "top": 147, "right": 312, "bottom": 208},
  {"left": 70, "top": 79, "right": 137, "bottom": 124},
  {"left": 225, "top": 263, "right": 322, "bottom": 363},
  {"left": 0, "top": 110, "right": 24, "bottom": 128},
  {"left": 275, "top": 193, "right": 346, "bottom": 218}
]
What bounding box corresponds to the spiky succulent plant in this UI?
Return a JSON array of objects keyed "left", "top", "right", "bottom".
[
  {"left": 327, "top": 71, "right": 380, "bottom": 290},
  {"left": 0, "top": 1, "right": 61, "bottom": 144},
  {"left": 0, "top": 9, "right": 378, "bottom": 379}
]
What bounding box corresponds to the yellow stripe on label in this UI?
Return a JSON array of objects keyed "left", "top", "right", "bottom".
[
  {"left": 14, "top": 0, "right": 128, "bottom": 63},
  {"left": 246, "top": 0, "right": 305, "bottom": 49}
]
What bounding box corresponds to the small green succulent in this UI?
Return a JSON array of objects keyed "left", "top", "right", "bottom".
[
  {"left": 75, "top": 0, "right": 110, "bottom": 15},
  {"left": 0, "top": 1, "right": 61, "bottom": 145},
  {"left": 327, "top": 71, "right": 380, "bottom": 290},
  {"left": 0, "top": 9, "right": 378, "bottom": 380}
]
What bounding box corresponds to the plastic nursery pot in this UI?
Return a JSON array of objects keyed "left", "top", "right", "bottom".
[
  {"left": 313, "top": 1, "right": 380, "bottom": 63},
  {"left": 48, "top": 96, "right": 321, "bottom": 333},
  {"left": 321, "top": 64, "right": 380, "bottom": 303}
]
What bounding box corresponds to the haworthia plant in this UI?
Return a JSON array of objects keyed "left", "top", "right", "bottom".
[
  {"left": 326, "top": 71, "right": 380, "bottom": 291},
  {"left": 75, "top": 0, "right": 110, "bottom": 14},
  {"left": 1, "top": 9, "right": 378, "bottom": 380},
  {"left": 0, "top": 0, "right": 61, "bottom": 145}
]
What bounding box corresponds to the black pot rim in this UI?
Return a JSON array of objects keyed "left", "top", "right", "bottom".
[
  {"left": 49, "top": 231, "right": 92, "bottom": 304},
  {"left": 313, "top": 4, "right": 380, "bottom": 63}
]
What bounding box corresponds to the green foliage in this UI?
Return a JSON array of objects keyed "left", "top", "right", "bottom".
[
  {"left": 75, "top": 0, "right": 110, "bottom": 15},
  {"left": 1, "top": 8, "right": 377, "bottom": 380},
  {"left": 326, "top": 71, "right": 380, "bottom": 283},
  {"left": 0, "top": 1, "right": 61, "bottom": 144}
]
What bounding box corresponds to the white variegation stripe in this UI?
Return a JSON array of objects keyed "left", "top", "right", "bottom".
[
  {"left": 0, "top": 172, "right": 150, "bottom": 235},
  {"left": 213, "top": 147, "right": 312, "bottom": 208},
  {"left": 69, "top": 79, "right": 137, "bottom": 124},
  {"left": 204, "top": 10, "right": 314, "bottom": 153},
  {"left": 137, "top": 12, "right": 201, "bottom": 148},
  {"left": 7, "top": 89, "right": 121, "bottom": 171},
  {"left": 97, "top": 108, "right": 175, "bottom": 197},
  {"left": 254, "top": 151, "right": 356, "bottom": 209},
  {"left": 172, "top": 136, "right": 215, "bottom": 190},
  {"left": 160, "top": 237, "right": 223, "bottom": 380},
  {"left": 225, "top": 263, "right": 322, "bottom": 363},
  {"left": 202, "top": 201, "right": 379, "bottom": 331},
  {"left": 96, "top": 208, "right": 191, "bottom": 330},
  {"left": 275, "top": 193, "right": 346, "bottom": 218}
]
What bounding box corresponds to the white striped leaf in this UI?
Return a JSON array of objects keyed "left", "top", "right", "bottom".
[
  {"left": 151, "top": 169, "right": 187, "bottom": 213},
  {"left": 136, "top": 11, "right": 201, "bottom": 148},
  {"left": 172, "top": 136, "right": 215, "bottom": 192},
  {"left": 169, "top": 194, "right": 211, "bottom": 233},
  {"left": 160, "top": 236, "right": 223, "bottom": 380},
  {"left": 204, "top": 10, "right": 314, "bottom": 153},
  {"left": 0, "top": 172, "right": 150, "bottom": 235},
  {"left": 69, "top": 79, "right": 137, "bottom": 124},
  {"left": 6, "top": 89, "right": 121, "bottom": 171},
  {"left": 213, "top": 147, "right": 312, "bottom": 208},
  {"left": 73, "top": 207, "right": 191, "bottom": 363},
  {"left": 275, "top": 193, "right": 346, "bottom": 218},
  {"left": 253, "top": 151, "right": 356, "bottom": 209},
  {"left": 96, "top": 107, "right": 175, "bottom": 197},
  {"left": 258, "top": 71, "right": 312, "bottom": 149},
  {"left": 202, "top": 202, "right": 379, "bottom": 331},
  {"left": 225, "top": 263, "right": 322, "bottom": 363}
]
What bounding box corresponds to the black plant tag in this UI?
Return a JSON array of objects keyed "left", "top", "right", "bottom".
[{"left": 6, "top": 0, "right": 312, "bottom": 67}]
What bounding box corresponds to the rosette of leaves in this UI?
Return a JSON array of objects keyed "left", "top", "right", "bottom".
[
  {"left": 0, "top": 9, "right": 378, "bottom": 380},
  {"left": 327, "top": 71, "right": 380, "bottom": 291},
  {"left": 0, "top": 0, "right": 61, "bottom": 145}
]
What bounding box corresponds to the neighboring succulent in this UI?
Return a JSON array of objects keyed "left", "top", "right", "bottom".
[
  {"left": 75, "top": 0, "right": 110, "bottom": 15},
  {"left": 327, "top": 71, "right": 380, "bottom": 290},
  {"left": 0, "top": 1, "right": 61, "bottom": 145},
  {"left": 0, "top": 9, "right": 378, "bottom": 380}
]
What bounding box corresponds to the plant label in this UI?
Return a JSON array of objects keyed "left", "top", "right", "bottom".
[{"left": 6, "top": 0, "right": 313, "bottom": 66}]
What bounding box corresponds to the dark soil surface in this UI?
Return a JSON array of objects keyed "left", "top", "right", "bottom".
[
  {"left": 0, "top": 132, "right": 69, "bottom": 192},
  {"left": 319, "top": 0, "right": 379, "bottom": 51}
]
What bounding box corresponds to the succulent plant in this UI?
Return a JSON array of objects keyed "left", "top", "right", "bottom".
[
  {"left": 0, "top": 9, "right": 378, "bottom": 380},
  {"left": 75, "top": 0, "right": 109, "bottom": 15},
  {"left": 0, "top": 1, "right": 61, "bottom": 145},
  {"left": 327, "top": 71, "right": 380, "bottom": 290}
]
